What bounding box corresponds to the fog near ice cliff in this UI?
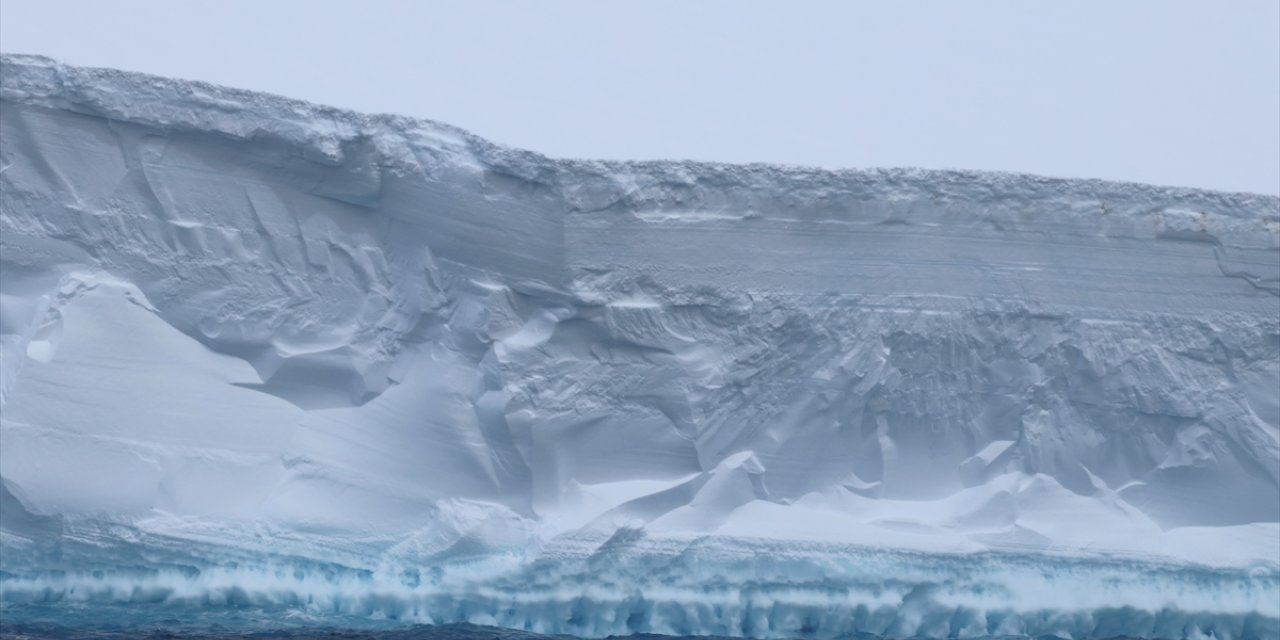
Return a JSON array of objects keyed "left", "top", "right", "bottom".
[{"left": 1, "top": 54, "right": 1278, "bottom": 638}]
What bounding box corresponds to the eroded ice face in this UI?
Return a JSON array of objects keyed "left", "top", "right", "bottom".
[{"left": 1, "top": 53, "right": 1277, "bottom": 639}]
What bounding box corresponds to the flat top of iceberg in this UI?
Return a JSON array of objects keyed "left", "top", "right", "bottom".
[{"left": 3, "top": 52, "right": 1277, "bottom": 212}]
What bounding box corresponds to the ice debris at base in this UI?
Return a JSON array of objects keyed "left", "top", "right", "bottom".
[{"left": 0, "top": 53, "right": 1278, "bottom": 639}]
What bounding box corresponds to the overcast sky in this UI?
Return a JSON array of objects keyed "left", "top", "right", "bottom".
[{"left": 2, "top": 0, "right": 1277, "bottom": 195}]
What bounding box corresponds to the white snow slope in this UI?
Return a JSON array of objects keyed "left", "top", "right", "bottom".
[{"left": 1, "top": 54, "right": 1278, "bottom": 639}]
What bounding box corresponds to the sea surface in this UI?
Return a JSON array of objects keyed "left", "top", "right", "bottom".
[{"left": 0, "top": 603, "right": 1149, "bottom": 640}]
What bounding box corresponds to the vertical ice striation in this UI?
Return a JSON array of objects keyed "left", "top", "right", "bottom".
[{"left": 1, "top": 54, "right": 1278, "bottom": 638}]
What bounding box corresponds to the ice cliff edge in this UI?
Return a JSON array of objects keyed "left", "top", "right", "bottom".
[{"left": 1, "top": 53, "right": 1279, "bottom": 638}]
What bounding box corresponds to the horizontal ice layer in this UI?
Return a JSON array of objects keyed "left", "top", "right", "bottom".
[{"left": 1, "top": 54, "right": 1279, "bottom": 638}]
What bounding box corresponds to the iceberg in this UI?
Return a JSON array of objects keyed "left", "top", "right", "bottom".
[{"left": 0, "top": 54, "right": 1277, "bottom": 639}]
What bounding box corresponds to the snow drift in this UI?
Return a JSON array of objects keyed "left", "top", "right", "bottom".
[{"left": 1, "top": 54, "right": 1278, "bottom": 638}]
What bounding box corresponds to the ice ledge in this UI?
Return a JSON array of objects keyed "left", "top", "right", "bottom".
[{"left": 3, "top": 52, "right": 1277, "bottom": 218}]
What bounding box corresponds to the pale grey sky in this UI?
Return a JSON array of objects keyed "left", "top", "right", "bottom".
[{"left": 2, "top": 0, "right": 1277, "bottom": 195}]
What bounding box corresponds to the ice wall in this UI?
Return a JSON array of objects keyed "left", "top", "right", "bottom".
[{"left": 1, "top": 54, "right": 1278, "bottom": 638}]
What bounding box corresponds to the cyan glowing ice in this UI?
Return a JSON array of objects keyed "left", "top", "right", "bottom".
[{"left": 1, "top": 54, "right": 1278, "bottom": 638}]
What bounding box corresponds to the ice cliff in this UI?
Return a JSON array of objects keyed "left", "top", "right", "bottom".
[{"left": 1, "top": 54, "right": 1278, "bottom": 639}]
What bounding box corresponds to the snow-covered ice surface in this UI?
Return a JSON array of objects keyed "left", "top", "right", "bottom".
[{"left": 1, "top": 54, "right": 1278, "bottom": 639}]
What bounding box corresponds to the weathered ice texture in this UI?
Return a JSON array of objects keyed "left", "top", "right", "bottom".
[{"left": 1, "top": 55, "right": 1278, "bottom": 638}]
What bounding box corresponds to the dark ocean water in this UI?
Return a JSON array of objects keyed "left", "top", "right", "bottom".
[
  {"left": 0, "top": 623, "right": 1137, "bottom": 640},
  {"left": 0, "top": 614, "right": 1142, "bottom": 640},
  {"left": 0, "top": 619, "right": 818, "bottom": 640},
  {"left": 0, "top": 620, "right": 565, "bottom": 640},
  {"left": 2, "top": 620, "right": 583, "bottom": 640},
  {"left": 0, "top": 603, "right": 1150, "bottom": 640},
  {"left": 0, "top": 620, "right": 1144, "bottom": 640},
  {"left": 0, "top": 604, "right": 763, "bottom": 640}
]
